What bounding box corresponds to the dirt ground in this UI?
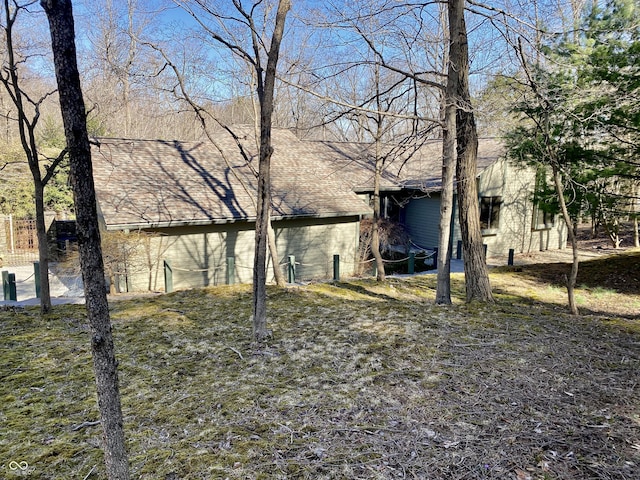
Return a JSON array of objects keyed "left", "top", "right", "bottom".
[{"left": 502, "top": 223, "right": 638, "bottom": 266}]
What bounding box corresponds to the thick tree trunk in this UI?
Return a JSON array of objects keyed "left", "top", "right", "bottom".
[
  {"left": 436, "top": 106, "right": 455, "bottom": 304},
  {"left": 552, "top": 165, "right": 579, "bottom": 315},
  {"left": 436, "top": 26, "right": 456, "bottom": 305},
  {"left": 252, "top": 0, "right": 290, "bottom": 344},
  {"left": 449, "top": 0, "right": 493, "bottom": 303},
  {"left": 456, "top": 123, "right": 493, "bottom": 303},
  {"left": 41, "top": 1, "right": 130, "bottom": 478}
]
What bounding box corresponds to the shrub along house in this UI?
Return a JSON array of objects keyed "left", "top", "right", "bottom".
[
  {"left": 313, "top": 138, "right": 568, "bottom": 261},
  {"left": 90, "top": 128, "right": 372, "bottom": 291}
]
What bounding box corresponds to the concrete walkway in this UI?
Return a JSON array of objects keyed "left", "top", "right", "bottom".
[
  {"left": 0, "top": 263, "right": 85, "bottom": 307},
  {"left": 0, "top": 254, "right": 523, "bottom": 307}
]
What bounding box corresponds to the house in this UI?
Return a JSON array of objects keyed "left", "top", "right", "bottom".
[
  {"left": 90, "top": 128, "right": 372, "bottom": 291},
  {"left": 313, "top": 138, "right": 568, "bottom": 259},
  {"left": 90, "top": 128, "right": 566, "bottom": 292}
]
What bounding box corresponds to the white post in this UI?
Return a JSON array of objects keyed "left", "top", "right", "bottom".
[{"left": 8, "top": 214, "right": 14, "bottom": 253}]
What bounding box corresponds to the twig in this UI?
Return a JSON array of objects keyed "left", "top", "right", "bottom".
[
  {"left": 71, "top": 420, "right": 100, "bottom": 431},
  {"left": 227, "top": 345, "right": 244, "bottom": 361},
  {"left": 83, "top": 464, "right": 96, "bottom": 480}
]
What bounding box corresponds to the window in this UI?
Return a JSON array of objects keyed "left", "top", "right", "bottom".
[
  {"left": 480, "top": 196, "right": 501, "bottom": 230},
  {"left": 534, "top": 205, "right": 555, "bottom": 229},
  {"left": 533, "top": 167, "right": 557, "bottom": 229}
]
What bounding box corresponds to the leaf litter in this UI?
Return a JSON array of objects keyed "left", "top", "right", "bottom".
[{"left": 1, "top": 253, "right": 639, "bottom": 479}]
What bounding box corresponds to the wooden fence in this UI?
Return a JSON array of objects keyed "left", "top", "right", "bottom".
[{"left": 1, "top": 216, "right": 39, "bottom": 266}]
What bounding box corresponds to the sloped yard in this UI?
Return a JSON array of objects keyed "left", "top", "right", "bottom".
[{"left": 1, "top": 251, "right": 639, "bottom": 479}]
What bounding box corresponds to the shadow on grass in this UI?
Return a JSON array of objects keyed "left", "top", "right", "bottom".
[
  {"left": 2, "top": 263, "right": 639, "bottom": 480},
  {"left": 327, "top": 280, "right": 404, "bottom": 303},
  {"left": 493, "top": 249, "right": 640, "bottom": 295}
]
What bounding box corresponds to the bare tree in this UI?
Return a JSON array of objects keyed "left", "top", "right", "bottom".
[
  {"left": 251, "top": 0, "right": 290, "bottom": 341},
  {"left": 165, "top": 0, "right": 291, "bottom": 343},
  {"left": 436, "top": 1, "right": 456, "bottom": 305},
  {"left": 0, "top": 0, "right": 68, "bottom": 314},
  {"left": 510, "top": 38, "right": 580, "bottom": 315},
  {"left": 474, "top": 0, "right": 589, "bottom": 314},
  {"left": 330, "top": 0, "right": 489, "bottom": 302},
  {"left": 306, "top": 2, "right": 444, "bottom": 281},
  {"left": 449, "top": 0, "right": 493, "bottom": 303},
  {"left": 83, "top": 0, "right": 140, "bottom": 136},
  {"left": 41, "top": 0, "right": 130, "bottom": 478}
]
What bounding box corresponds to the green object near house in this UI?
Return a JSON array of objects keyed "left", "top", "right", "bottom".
[
  {"left": 226, "top": 257, "right": 235, "bottom": 285},
  {"left": 164, "top": 260, "right": 173, "bottom": 293},
  {"left": 288, "top": 255, "right": 295, "bottom": 283},
  {"left": 34, "top": 261, "right": 40, "bottom": 299},
  {"left": 2, "top": 270, "right": 9, "bottom": 300}
]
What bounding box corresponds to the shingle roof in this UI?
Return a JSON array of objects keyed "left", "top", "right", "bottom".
[
  {"left": 91, "top": 129, "right": 372, "bottom": 229},
  {"left": 91, "top": 128, "right": 504, "bottom": 229},
  {"left": 312, "top": 138, "right": 505, "bottom": 193}
]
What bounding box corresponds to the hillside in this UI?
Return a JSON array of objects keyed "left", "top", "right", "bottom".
[{"left": 1, "top": 252, "right": 639, "bottom": 479}]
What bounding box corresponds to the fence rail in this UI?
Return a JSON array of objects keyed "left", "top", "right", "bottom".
[{"left": 162, "top": 251, "right": 440, "bottom": 292}]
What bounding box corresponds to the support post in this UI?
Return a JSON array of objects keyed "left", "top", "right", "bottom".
[
  {"left": 8, "top": 273, "right": 16, "bottom": 301},
  {"left": 2, "top": 270, "right": 9, "bottom": 300},
  {"left": 456, "top": 240, "right": 462, "bottom": 260},
  {"left": 288, "top": 255, "right": 295, "bottom": 283},
  {"left": 164, "top": 260, "right": 173, "bottom": 293},
  {"left": 226, "top": 256, "right": 235, "bottom": 285},
  {"left": 333, "top": 254, "right": 340, "bottom": 282},
  {"left": 483, "top": 244, "right": 488, "bottom": 261},
  {"left": 34, "top": 261, "right": 41, "bottom": 299},
  {"left": 508, "top": 248, "right": 514, "bottom": 266},
  {"left": 408, "top": 252, "right": 415, "bottom": 274},
  {"left": 114, "top": 274, "right": 121, "bottom": 294},
  {"left": 433, "top": 247, "right": 438, "bottom": 270},
  {"left": 8, "top": 214, "right": 14, "bottom": 253}
]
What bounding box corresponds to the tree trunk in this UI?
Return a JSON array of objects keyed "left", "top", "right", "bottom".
[
  {"left": 250, "top": 74, "right": 286, "bottom": 289},
  {"left": 436, "top": 18, "right": 456, "bottom": 305},
  {"left": 633, "top": 184, "right": 639, "bottom": 248},
  {"left": 370, "top": 64, "right": 386, "bottom": 283},
  {"left": 33, "top": 180, "right": 52, "bottom": 313},
  {"left": 436, "top": 105, "right": 455, "bottom": 304},
  {"left": 41, "top": 1, "right": 130, "bottom": 478},
  {"left": 371, "top": 209, "right": 385, "bottom": 281},
  {"left": 267, "top": 211, "right": 286, "bottom": 287},
  {"left": 552, "top": 165, "right": 579, "bottom": 315},
  {"left": 252, "top": 145, "right": 270, "bottom": 342},
  {"left": 252, "top": 0, "right": 290, "bottom": 344},
  {"left": 371, "top": 136, "right": 385, "bottom": 282},
  {"left": 2, "top": 0, "right": 53, "bottom": 313},
  {"left": 448, "top": 0, "right": 493, "bottom": 303}
]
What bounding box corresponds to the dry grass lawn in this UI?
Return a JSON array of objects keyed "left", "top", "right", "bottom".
[{"left": 1, "top": 251, "right": 639, "bottom": 479}]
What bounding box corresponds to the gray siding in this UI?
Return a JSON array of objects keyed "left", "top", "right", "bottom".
[
  {"left": 276, "top": 217, "right": 360, "bottom": 281},
  {"left": 119, "top": 216, "right": 362, "bottom": 292},
  {"left": 479, "top": 158, "right": 567, "bottom": 260},
  {"left": 403, "top": 195, "right": 441, "bottom": 250},
  {"left": 400, "top": 158, "right": 567, "bottom": 261}
]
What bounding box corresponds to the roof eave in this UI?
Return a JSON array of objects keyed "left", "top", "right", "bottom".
[
  {"left": 104, "top": 216, "right": 250, "bottom": 231},
  {"left": 104, "top": 209, "right": 371, "bottom": 231}
]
